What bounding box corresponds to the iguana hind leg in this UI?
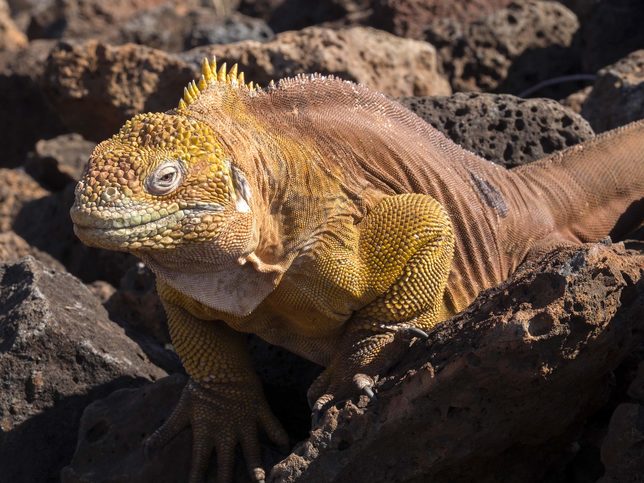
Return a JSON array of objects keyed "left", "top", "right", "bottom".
[{"left": 308, "top": 194, "right": 454, "bottom": 417}]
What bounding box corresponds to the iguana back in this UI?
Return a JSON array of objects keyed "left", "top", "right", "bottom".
[{"left": 187, "top": 74, "right": 644, "bottom": 315}]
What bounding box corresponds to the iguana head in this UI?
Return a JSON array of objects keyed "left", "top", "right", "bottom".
[
  {"left": 70, "top": 59, "right": 256, "bottom": 255},
  {"left": 70, "top": 58, "right": 296, "bottom": 316}
]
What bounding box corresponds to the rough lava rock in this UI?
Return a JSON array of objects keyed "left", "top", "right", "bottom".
[
  {"left": 401, "top": 92, "right": 594, "bottom": 167},
  {"left": 43, "top": 40, "right": 195, "bottom": 141},
  {"left": 185, "top": 26, "right": 451, "bottom": 97},
  {"left": 580, "top": 0, "right": 644, "bottom": 73},
  {"left": 24, "top": 133, "right": 96, "bottom": 191},
  {"left": 581, "top": 50, "right": 644, "bottom": 133},
  {"left": 43, "top": 28, "right": 450, "bottom": 140},
  {"left": 238, "top": 0, "right": 370, "bottom": 32},
  {"left": 0, "top": 0, "right": 27, "bottom": 50},
  {"left": 270, "top": 243, "right": 644, "bottom": 483},
  {"left": 369, "top": 0, "right": 513, "bottom": 40},
  {"left": 0, "top": 39, "right": 66, "bottom": 167},
  {"left": 10, "top": 181, "right": 137, "bottom": 285},
  {"left": 0, "top": 167, "right": 48, "bottom": 233},
  {"left": 0, "top": 257, "right": 166, "bottom": 483},
  {"left": 600, "top": 402, "right": 644, "bottom": 483},
  {"left": 60, "top": 374, "right": 192, "bottom": 483},
  {"left": 0, "top": 231, "right": 65, "bottom": 270},
  {"left": 26, "top": 0, "right": 177, "bottom": 40},
  {"left": 60, "top": 343, "right": 319, "bottom": 483},
  {"left": 425, "top": 0, "right": 581, "bottom": 96},
  {"left": 112, "top": 7, "right": 273, "bottom": 53}
]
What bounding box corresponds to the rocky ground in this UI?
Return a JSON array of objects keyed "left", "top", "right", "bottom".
[{"left": 0, "top": 1, "right": 642, "bottom": 482}]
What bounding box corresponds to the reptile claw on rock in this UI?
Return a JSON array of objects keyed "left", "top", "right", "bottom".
[
  {"left": 405, "top": 327, "right": 430, "bottom": 340},
  {"left": 353, "top": 373, "right": 376, "bottom": 401},
  {"left": 362, "top": 386, "right": 376, "bottom": 400}
]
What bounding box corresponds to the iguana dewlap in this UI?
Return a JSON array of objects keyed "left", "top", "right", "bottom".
[{"left": 70, "top": 59, "right": 644, "bottom": 483}]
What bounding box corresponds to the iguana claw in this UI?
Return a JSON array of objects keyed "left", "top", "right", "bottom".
[{"left": 405, "top": 327, "right": 430, "bottom": 340}]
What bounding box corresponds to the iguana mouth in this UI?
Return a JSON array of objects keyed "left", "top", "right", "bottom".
[
  {"left": 70, "top": 204, "right": 224, "bottom": 250},
  {"left": 70, "top": 203, "right": 223, "bottom": 231}
]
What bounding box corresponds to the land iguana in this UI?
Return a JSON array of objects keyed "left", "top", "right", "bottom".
[{"left": 70, "top": 58, "right": 644, "bottom": 483}]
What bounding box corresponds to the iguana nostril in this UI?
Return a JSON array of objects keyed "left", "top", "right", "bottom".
[{"left": 101, "top": 187, "right": 118, "bottom": 202}]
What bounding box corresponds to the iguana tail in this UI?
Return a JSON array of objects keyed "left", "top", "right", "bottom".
[{"left": 512, "top": 119, "right": 644, "bottom": 245}]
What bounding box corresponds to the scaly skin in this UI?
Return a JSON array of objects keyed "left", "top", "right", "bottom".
[{"left": 70, "top": 59, "right": 644, "bottom": 482}]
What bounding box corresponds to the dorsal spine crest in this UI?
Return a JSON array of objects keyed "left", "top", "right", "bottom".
[{"left": 177, "top": 57, "right": 259, "bottom": 110}]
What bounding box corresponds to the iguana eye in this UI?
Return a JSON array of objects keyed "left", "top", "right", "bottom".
[{"left": 146, "top": 160, "right": 183, "bottom": 195}]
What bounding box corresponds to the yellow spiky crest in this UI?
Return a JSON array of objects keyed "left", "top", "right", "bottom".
[{"left": 177, "top": 57, "right": 257, "bottom": 110}]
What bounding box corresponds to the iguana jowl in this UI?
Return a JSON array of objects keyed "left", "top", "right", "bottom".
[{"left": 70, "top": 58, "right": 644, "bottom": 483}]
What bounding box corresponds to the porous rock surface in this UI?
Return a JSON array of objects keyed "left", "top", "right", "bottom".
[
  {"left": 581, "top": 50, "right": 644, "bottom": 133},
  {"left": 43, "top": 40, "right": 195, "bottom": 141},
  {"left": 369, "top": 0, "right": 513, "bottom": 40},
  {"left": 270, "top": 243, "right": 644, "bottom": 482},
  {"left": 401, "top": 92, "right": 594, "bottom": 167},
  {"left": 43, "top": 27, "right": 450, "bottom": 140},
  {"left": 186, "top": 26, "right": 451, "bottom": 98},
  {"left": 0, "top": 257, "right": 166, "bottom": 483},
  {"left": 425, "top": 1, "right": 580, "bottom": 95}
]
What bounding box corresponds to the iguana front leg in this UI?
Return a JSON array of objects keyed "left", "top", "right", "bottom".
[
  {"left": 307, "top": 194, "right": 454, "bottom": 416},
  {"left": 146, "top": 282, "right": 288, "bottom": 483}
]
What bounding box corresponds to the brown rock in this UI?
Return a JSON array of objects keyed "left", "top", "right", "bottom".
[
  {"left": 370, "top": 0, "right": 513, "bottom": 39},
  {"left": 425, "top": 1, "right": 580, "bottom": 95},
  {"left": 104, "top": 262, "right": 169, "bottom": 345},
  {"left": 112, "top": 7, "right": 273, "bottom": 53},
  {"left": 239, "top": 0, "right": 370, "bottom": 32},
  {"left": 43, "top": 28, "right": 449, "bottom": 140},
  {"left": 580, "top": 0, "right": 644, "bottom": 73},
  {"left": 11, "top": 182, "right": 138, "bottom": 285},
  {"left": 628, "top": 361, "right": 644, "bottom": 403},
  {"left": 0, "top": 168, "right": 48, "bottom": 233},
  {"left": 24, "top": 133, "right": 95, "bottom": 191},
  {"left": 599, "top": 403, "right": 644, "bottom": 483},
  {"left": 26, "top": 0, "right": 171, "bottom": 39},
  {"left": 560, "top": 85, "right": 592, "bottom": 114},
  {"left": 0, "top": 231, "right": 65, "bottom": 269},
  {"left": 581, "top": 50, "right": 644, "bottom": 133},
  {"left": 400, "top": 92, "right": 594, "bottom": 167},
  {"left": 43, "top": 40, "right": 195, "bottom": 140},
  {"left": 270, "top": 243, "right": 644, "bottom": 482},
  {"left": 186, "top": 26, "right": 451, "bottom": 97},
  {"left": 0, "top": 0, "right": 27, "bottom": 51},
  {"left": 0, "top": 39, "right": 66, "bottom": 167},
  {"left": 0, "top": 256, "right": 166, "bottom": 483},
  {"left": 60, "top": 374, "right": 193, "bottom": 483},
  {"left": 0, "top": 168, "right": 135, "bottom": 284},
  {"left": 557, "top": 0, "right": 596, "bottom": 20}
]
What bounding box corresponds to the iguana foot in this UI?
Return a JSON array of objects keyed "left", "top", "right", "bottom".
[
  {"left": 144, "top": 378, "right": 289, "bottom": 483},
  {"left": 308, "top": 326, "right": 429, "bottom": 424}
]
